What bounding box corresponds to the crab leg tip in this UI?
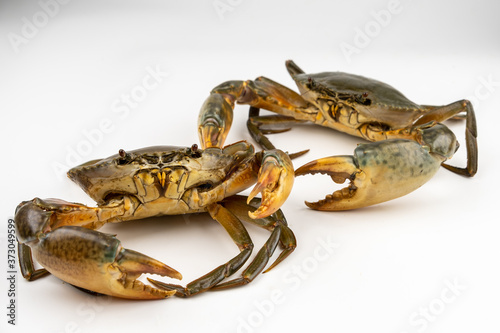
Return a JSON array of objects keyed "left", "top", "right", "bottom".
[
  {"left": 146, "top": 278, "right": 181, "bottom": 295},
  {"left": 288, "top": 149, "right": 309, "bottom": 160}
]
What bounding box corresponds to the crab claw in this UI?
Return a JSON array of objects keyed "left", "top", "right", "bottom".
[
  {"left": 295, "top": 140, "right": 443, "bottom": 210},
  {"left": 295, "top": 155, "right": 362, "bottom": 211},
  {"left": 198, "top": 93, "right": 235, "bottom": 148},
  {"left": 28, "top": 224, "right": 182, "bottom": 299},
  {"left": 248, "top": 150, "right": 294, "bottom": 219}
]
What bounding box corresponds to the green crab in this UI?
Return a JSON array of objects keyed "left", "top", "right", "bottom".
[{"left": 199, "top": 60, "right": 477, "bottom": 210}]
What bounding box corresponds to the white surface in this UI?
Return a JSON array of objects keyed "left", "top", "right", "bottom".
[{"left": 1, "top": 1, "right": 499, "bottom": 332}]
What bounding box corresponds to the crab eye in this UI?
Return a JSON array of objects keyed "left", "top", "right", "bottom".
[
  {"left": 355, "top": 92, "right": 372, "bottom": 106},
  {"left": 188, "top": 144, "right": 202, "bottom": 158},
  {"left": 307, "top": 77, "right": 316, "bottom": 89},
  {"left": 117, "top": 149, "right": 132, "bottom": 165}
]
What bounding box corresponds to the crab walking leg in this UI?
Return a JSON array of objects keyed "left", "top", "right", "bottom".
[
  {"left": 375, "top": 100, "right": 477, "bottom": 177},
  {"left": 150, "top": 196, "right": 296, "bottom": 294},
  {"left": 17, "top": 243, "right": 50, "bottom": 281},
  {"left": 15, "top": 197, "right": 181, "bottom": 299},
  {"left": 247, "top": 107, "right": 309, "bottom": 158},
  {"left": 237, "top": 196, "right": 296, "bottom": 272},
  {"left": 443, "top": 105, "right": 477, "bottom": 176},
  {"left": 295, "top": 139, "right": 444, "bottom": 210},
  {"left": 414, "top": 100, "right": 477, "bottom": 177},
  {"left": 149, "top": 202, "right": 254, "bottom": 297},
  {"left": 209, "top": 196, "right": 296, "bottom": 290}
]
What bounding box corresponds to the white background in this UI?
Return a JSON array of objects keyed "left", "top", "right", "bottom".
[{"left": 1, "top": 1, "right": 499, "bottom": 332}]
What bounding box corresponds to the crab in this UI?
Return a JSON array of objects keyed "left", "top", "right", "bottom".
[
  {"left": 199, "top": 60, "right": 477, "bottom": 210},
  {"left": 15, "top": 142, "right": 296, "bottom": 299}
]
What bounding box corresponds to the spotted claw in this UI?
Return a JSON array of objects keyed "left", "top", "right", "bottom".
[
  {"left": 295, "top": 140, "right": 443, "bottom": 210},
  {"left": 15, "top": 199, "right": 182, "bottom": 299},
  {"left": 248, "top": 150, "right": 294, "bottom": 219},
  {"left": 39, "top": 227, "right": 183, "bottom": 299}
]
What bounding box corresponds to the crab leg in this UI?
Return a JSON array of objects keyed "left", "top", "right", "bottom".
[
  {"left": 210, "top": 195, "right": 296, "bottom": 290},
  {"left": 17, "top": 243, "right": 50, "bottom": 281},
  {"left": 197, "top": 60, "right": 318, "bottom": 154},
  {"left": 199, "top": 77, "right": 314, "bottom": 151},
  {"left": 149, "top": 196, "right": 296, "bottom": 295},
  {"left": 15, "top": 197, "right": 181, "bottom": 299},
  {"left": 295, "top": 139, "right": 443, "bottom": 210},
  {"left": 416, "top": 100, "right": 477, "bottom": 176},
  {"left": 149, "top": 201, "right": 254, "bottom": 297},
  {"left": 247, "top": 106, "right": 309, "bottom": 158},
  {"left": 208, "top": 77, "right": 312, "bottom": 120}
]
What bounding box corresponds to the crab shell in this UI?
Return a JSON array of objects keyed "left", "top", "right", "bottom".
[
  {"left": 290, "top": 70, "right": 427, "bottom": 132},
  {"left": 67, "top": 143, "right": 259, "bottom": 219}
]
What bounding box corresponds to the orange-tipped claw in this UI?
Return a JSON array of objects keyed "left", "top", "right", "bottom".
[
  {"left": 109, "top": 247, "right": 182, "bottom": 299},
  {"left": 295, "top": 155, "right": 364, "bottom": 211},
  {"left": 248, "top": 150, "right": 294, "bottom": 219},
  {"left": 198, "top": 93, "right": 234, "bottom": 148},
  {"left": 295, "top": 140, "right": 444, "bottom": 210},
  {"left": 23, "top": 223, "right": 182, "bottom": 299}
]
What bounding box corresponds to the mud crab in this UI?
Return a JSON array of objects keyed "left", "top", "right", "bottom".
[
  {"left": 15, "top": 142, "right": 296, "bottom": 299},
  {"left": 199, "top": 60, "right": 477, "bottom": 210}
]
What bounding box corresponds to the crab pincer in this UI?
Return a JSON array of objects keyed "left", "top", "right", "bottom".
[
  {"left": 198, "top": 88, "right": 296, "bottom": 220},
  {"left": 198, "top": 93, "right": 234, "bottom": 148},
  {"left": 295, "top": 139, "right": 445, "bottom": 210},
  {"left": 248, "top": 149, "right": 294, "bottom": 219},
  {"left": 15, "top": 198, "right": 181, "bottom": 299}
]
